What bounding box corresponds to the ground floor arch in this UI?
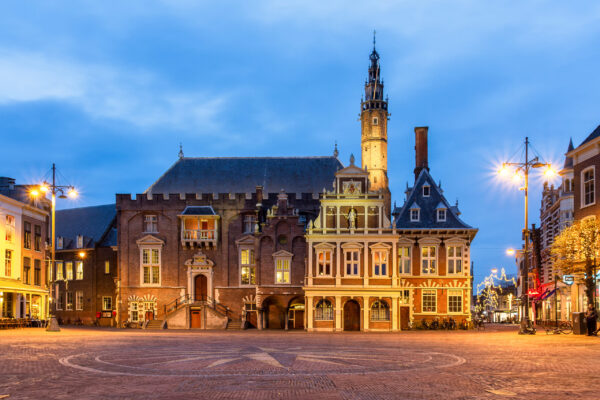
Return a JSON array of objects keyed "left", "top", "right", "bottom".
[
  {"left": 287, "top": 297, "right": 305, "bottom": 330},
  {"left": 261, "top": 296, "right": 286, "bottom": 329}
]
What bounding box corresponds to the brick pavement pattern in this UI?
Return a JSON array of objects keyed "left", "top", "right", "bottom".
[{"left": 1, "top": 325, "right": 599, "bottom": 399}]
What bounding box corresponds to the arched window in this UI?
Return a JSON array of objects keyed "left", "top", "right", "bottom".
[
  {"left": 370, "top": 300, "right": 390, "bottom": 321},
  {"left": 315, "top": 299, "right": 333, "bottom": 321}
]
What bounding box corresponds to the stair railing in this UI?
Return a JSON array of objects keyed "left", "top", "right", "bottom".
[{"left": 163, "top": 294, "right": 192, "bottom": 317}]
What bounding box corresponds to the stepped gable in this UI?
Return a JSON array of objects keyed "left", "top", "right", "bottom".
[
  {"left": 56, "top": 204, "right": 116, "bottom": 249},
  {"left": 145, "top": 156, "right": 343, "bottom": 195},
  {"left": 394, "top": 169, "right": 473, "bottom": 230}
]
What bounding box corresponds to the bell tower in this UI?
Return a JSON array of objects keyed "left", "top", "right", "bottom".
[{"left": 360, "top": 32, "right": 389, "bottom": 193}]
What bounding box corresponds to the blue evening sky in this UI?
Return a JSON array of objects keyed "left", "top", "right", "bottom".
[{"left": 2, "top": 2, "right": 600, "bottom": 288}]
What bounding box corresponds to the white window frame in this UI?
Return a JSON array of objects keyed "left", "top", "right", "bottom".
[
  {"left": 447, "top": 289, "right": 463, "bottom": 314},
  {"left": 4, "top": 249, "right": 12, "bottom": 277},
  {"left": 316, "top": 250, "right": 333, "bottom": 277},
  {"left": 274, "top": 256, "right": 291, "bottom": 284},
  {"left": 582, "top": 166, "right": 595, "bottom": 207},
  {"left": 55, "top": 261, "right": 63, "bottom": 281},
  {"left": 76, "top": 290, "right": 83, "bottom": 311},
  {"left": 75, "top": 261, "right": 84, "bottom": 280},
  {"left": 130, "top": 301, "right": 139, "bottom": 322},
  {"left": 421, "top": 246, "right": 437, "bottom": 274},
  {"left": 422, "top": 289, "right": 437, "bottom": 313},
  {"left": 243, "top": 215, "right": 257, "bottom": 234},
  {"left": 239, "top": 247, "right": 256, "bottom": 286},
  {"left": 447, "top": 246, "right": 463, "bottom": 274},
  {"left": 410, "top": 209, "right": 420, "bottom": 222},
  {"left": 422, "top": 185, "right": 431, "bottom": 197},
  {"left": 144, "top": 214, "right": 158, "bottom": 233},
  {"left": 370, "top": 300, "right": 390, "bottom": 321},
  {"left": 344, "top": 249, "right": 360, "bottom": 276},
  {"left": 65, "top": 261, "right": 73, "bottom": 280},
  {"left": 5, "top": 215, "right": 15, "bottom": 243},
  {"left": 102, "top": 296, "right": 112, "bottom": 311},
  {"left": 398, "top": 246, "right": 411, "bottom": 275},
  {"left": 76, "top": 235, "right": 83, "bottom": 249},
  {"left": 140, "top": 246, "right": 161, "bottom": 286},
  {"left": 437, "top": 209, "right": 446, "bottom": 222},
  {"left": 66, "top": 292, "right": 73, "bottom": 311},
  {"left": 315, "top": 299, "right": 334, "bottom": 321},
  {"left": 372, "top": 250, "right": 388, "bottom": 276},
  {"left": 399, "top": 289, "right": 410, "bottom": 305}
]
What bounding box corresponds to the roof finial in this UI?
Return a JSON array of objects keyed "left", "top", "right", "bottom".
[
  {"left": 333, "top": 141, "right": 339, "bottom": 158},
  {"left": 350, "top": 153, "right": 355, "bottom": 166},
  {"left": 373, "top": 29, "right": 376, "bottom": 50},
  {"left": 178, "top": 143, "right": 184, "bottom": 159}
]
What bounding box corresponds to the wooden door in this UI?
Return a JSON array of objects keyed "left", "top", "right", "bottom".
[
  {"left": 294, "top": 310, "right": 304, "bottom": 329},
  {"left": 191, "top": 310, "right": 202, "bottom": 328},
  {"left": 194, "top": 275, "right": 207, "bottom": 302},
  {"left": 400, "top": 307, "right": 410, "bottom": 330},
  {"left": 145, "top": 311, "right": 154, "bottom": 321},
  {"left": 343, "top": 300, "right": 360, "bottom": 331},
  {"left": 246, "top": 311, "right": 257, "bottom": 328}
]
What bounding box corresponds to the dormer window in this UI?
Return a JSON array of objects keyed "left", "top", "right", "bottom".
[
  {"left": 410, "top": 209, "right": 420, "bottom": 222},
  {"left": 437, "top": 209, "right": 447, "bottom": 222},
  {"left": 76, "top": 235, "right": 83, "bottom": 249},
  {"left": 57, "top": 237, "right": 63, "bottom": 250},
  {"left": 422, "top": 185, "right": 431, "bottom": 197}
]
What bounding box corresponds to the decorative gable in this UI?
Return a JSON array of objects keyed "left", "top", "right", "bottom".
[{"left": 136, "top": 234, "right": 165, "bottom": 246}]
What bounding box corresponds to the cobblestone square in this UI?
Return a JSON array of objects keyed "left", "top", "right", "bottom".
[{"left": 1, "top": 326, "right": 599, "bottom": 399}]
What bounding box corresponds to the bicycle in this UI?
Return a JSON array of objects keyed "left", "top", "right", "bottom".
[
  {"left": 545, "top": 321, "right": 572, "bottom": 335},
  {"left": 473, "top": 318, "right": 485, "bottom": 331}
]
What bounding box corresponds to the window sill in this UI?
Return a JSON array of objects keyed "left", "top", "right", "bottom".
[
  {"left": 141, "top": 284, "right": 161, "bottom": 287},
  {"left": 580, "top": 202, "right": 596, "bottom": 209}
]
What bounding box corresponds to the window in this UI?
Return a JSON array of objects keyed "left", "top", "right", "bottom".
[
  {"left": 317, "top": 250, "right": 332, "bottom": 276},
  {"left": 399, "top": 289, "right": 410, "bottom": 305},
  {"left": 76, "top": 235, "right": 83, "bottom": 249},
  {"left": 5, "top": 215, "right": 15, "bottom": 242},
  {"left": 66, "top": 292, "right": 73, "bottom": 311},
  {"left": 422, "top": 185, "right": 430, "bottom": 197},
  {"left": 130, "top": 302, "right": 139, "bottom": 322},
  {"left": 142, "top": 248, "right": 161, "bottom": 285},
  {"left": 437, "top": 209, "right": 446, "bottom": 222},
  {"left": 34, "top": 225, "right": 42, "bottom": 251},
  {"left": 76, "top": 291, "right": 83, "bottom": 311},
  {"left": 373, "top": 251, "right": 388, "bottom": 276},
  {"left": 23, "top": 257, "right": 31, "bottom": 284},
  {"left": 243, "top": 215, "right": 256, "bottom": 233},
  {"left": 275, "top": 258, "right": 290, "bottom": 284},
  {"left": 240, "top": 248, "right": 256, "bottom": 285},
  {"left": 34, "top": 259, "right": 41, "bottom": 286},
  {"left": 56, "top": 261, "right": 64, "bottom": 280},
  {"left": 144, "top": 215, "right": 158, "bottom": 233},
  {"left": 371, "top": 300, "right": 390, "bottom": 321},
  {"left": 56, "top": 286, "right": 63, "bottom": 310},
  {"left": 57, "top": 237, "right": 63, "bottom": 250},
  {"left": 4, "top": 250, "right": 12, "bottom": 277},
  {"left": 373, "top": 117, "right": 379, "bottom": 125},
  {"left": 76, "top": 261, "right": 84, "bottom": 280},
  {"left": 23, "top": 221, "right": 31, "bottom": 249},
  {"left": 583, "top": 168, "right": 595, "bottom": 206},
  {"left": 410, "top": 209, "right": 420, "bottom": 222},
  {"left": 421, "top": 246, "right": 437, "bottom": 274},
  {"left": 65, "top": 262, "right": 73, "bottom": 280},
  {"left": 103, "top": 296, "right": 112, "bottom": 311},
  {"left": 447, "top": 246, "right": 463, "bottom": 274},
  {"left": 398, "top": 246, "right": 411, "bottom": 275},
  {"left": 104, "top": 261, "right": 110, "bottom": 274},
  {"left": 422, "top": 289, "right": 437, "bottom": 313},
  {"left": 345, "top": 250, "right": 359, "bottom": 275},
  {"left": 315, "top": 299, "right": 333, "bottom": 320},
  {"left": 448, "top": 290, "right": 462, "bottom": 313}
]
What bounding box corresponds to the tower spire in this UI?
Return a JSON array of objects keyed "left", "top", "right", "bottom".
[{"left": 373, "top": 29, "right": 376, "bottom": 50}]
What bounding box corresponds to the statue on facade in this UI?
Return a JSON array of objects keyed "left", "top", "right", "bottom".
[{"left": 348, "top": 208, "right": 357, "bottom": 229}]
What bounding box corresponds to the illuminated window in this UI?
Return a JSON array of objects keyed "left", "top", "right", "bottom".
[
  {"left": 399, "top": 289, "right": 410, "bottom": 305},
  {"left": 76, "top": 290, "right": 84, "bottom": 311},
  {"left": 23, "top": 221, "right": 31, "bottom": 249},
  {"left": 56, "top": 261, "right": 63, "bottom": 280},
  {"left": 398, "top": 246, "right": 411, "bottom": 275},
  {"left": 5, "top": 215, "right": 15, "bottom": 243},
  {"left": 373, "top": 251, "right": 388, "bottom": 276},
  {"left": 275, "top": 257, "right": 290, "bottom": 284},
  {"left": 130, "top": 302, "right": 139, "bottom": 322},
  {"left": 240, "top": 248, "right": 256, "bottom": 285},
  {"left": 34, "top": 225, "right": 42, "bottom": 251},
  {"left": 76, "top": 261, "right": 84, "bottom": 280},
  {"left": 422, "top": 289, "right": 437, "bottom": 313},
  {"left": 65, "top": 262, "right": 73, "bottom": 280},
  {"left": 66, "top": 292, "right": 73, "bottom": 311},
  {"left": 583, "top": 167, "right": 595, "bottom": 206},
  {"left": 315, "top": 299, "right": 333, "bottom": 320},
  {"left": 141, "top": 248, "right": 161, "bottom": 285},
  {"left": 144, "top": 215, "right": 158, "bottom": 233},
  {"left": 316, "top": 250, "right": 332, "bottom": 276},
  {"left": 345, "top": 250, "right": 359, "bottom": 276},
  {"left": 4, "top": 250, "right": 12, "bottom": 277},
  {"left": 421, "top": 246, "right": 437, "bottom": 274},
  {"left": 104, "top": 261, "right": 110, "bottom": 274},
  {"left": 76, "top": 235, "right": 83, "bottom": 249},
  {"left": 103, "top": 296, "right": 112, "bottom": 311},
  {"left": 448, "top": 290, "right": 462, "bottom": 313},
  {"left": 371, "top": 300, "right": 390, "bottom": 321},
  {"left": 447, "top": 246, "right": 463, "bottom": 274}
]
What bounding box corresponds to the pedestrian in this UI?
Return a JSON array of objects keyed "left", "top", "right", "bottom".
[{"left": 585, "top": 304, "right": 597, "bottom": 336}]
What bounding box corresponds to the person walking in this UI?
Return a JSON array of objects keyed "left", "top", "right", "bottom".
[{"left": 585, "top": 304, "right": 598, "bottom": 336}]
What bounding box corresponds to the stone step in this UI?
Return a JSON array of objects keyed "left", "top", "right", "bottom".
[
  {"left": 145, "top": 320, "right": 164, "bottom": 329},
  {"left": 226, "top": 320, "right": 243, "bottom": 330}
]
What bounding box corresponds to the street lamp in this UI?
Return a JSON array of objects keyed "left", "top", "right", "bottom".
[
  {"left": 497, "top": 137, "right": 555, "bottom": 335},
  {"left": 30, "top": 163, "right": 77, "bottom": 332}
]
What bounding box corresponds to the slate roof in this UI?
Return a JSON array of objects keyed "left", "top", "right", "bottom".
[
  {"left": 56, "top": 204, "right": 116, "bottom": 249},
  {"left": 180, "top": 206, "right": 216, "bottom": 216},
  {"left": 145, "top": 157, "right": 343, "bottom": 195},
  {"left": 394, "top": 169, "right": 474, "bottom": 230},
  {"left": 578, "top": 125, "right": 600, "bottom": 147}
]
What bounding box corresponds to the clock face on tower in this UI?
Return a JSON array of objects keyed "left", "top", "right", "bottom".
[{"left": 343, "top": 181, "right": 362, "bottom": 196}]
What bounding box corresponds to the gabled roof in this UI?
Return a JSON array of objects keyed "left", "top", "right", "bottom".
[
  {"left": 180, "top": 206, "right": 216, "bottom": 216},
  {"left": 145, "top": 156, "right": 343, "bottom": 195},
  {"left": 578, "top": 125, "right": 600, "bottom": 148},
  {"left": 56, "top": 204, "right": 116, "bottom": 249},
  {"left": 395, "top": 169, "right": 474, "bottom": 230}
]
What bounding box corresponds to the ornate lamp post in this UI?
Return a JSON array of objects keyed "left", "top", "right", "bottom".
[
  {"left": 31, "top": 163, "right": 77, "bottom": 331},
  {"left": 497, "top": 137, "right": 555, "bottom": 334}
]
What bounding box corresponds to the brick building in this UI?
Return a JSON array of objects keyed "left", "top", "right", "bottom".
[{"left": 52, "top": 205, "right": 117, "bottom": 326}]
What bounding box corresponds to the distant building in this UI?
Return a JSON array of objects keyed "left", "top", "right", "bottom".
[
  {"left": 0, "top": 177, "right": 50, "bottom": 320},
  {"left": 51, "top": 205, "right": 117, "bottom": 326}
]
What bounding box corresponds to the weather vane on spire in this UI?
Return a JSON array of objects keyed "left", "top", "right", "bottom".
[{"left": 373, "top": 30, "right": 376, "bottom": 49}]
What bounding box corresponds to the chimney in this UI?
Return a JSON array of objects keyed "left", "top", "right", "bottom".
[
  {"left": 414, "top": 127, "right": 429, "bottom": 180},
  {"left": 255, "top": 186, "right": 263, "bottom": 206}
]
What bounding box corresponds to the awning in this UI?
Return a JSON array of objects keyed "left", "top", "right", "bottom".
[{"left": 0, "top": 278, "right": 49, "bottom": 295}]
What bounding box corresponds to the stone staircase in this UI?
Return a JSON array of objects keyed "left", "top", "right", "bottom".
[
  {"left": 145, "top": 320, "right": 165, "bottom": 330},
  {"left": 226, "top": 319, "right": 244, "bottom": 330}
]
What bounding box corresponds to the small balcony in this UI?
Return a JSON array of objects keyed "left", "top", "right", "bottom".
[{"left": 179, "top": 206, "right": 219, "bottom": 248}]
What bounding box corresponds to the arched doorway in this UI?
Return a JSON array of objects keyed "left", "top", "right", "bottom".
[
  {"left": 343, "top": 300, "right": 361, "bottom": 331},
  {"left": 287, "top": 298, "right": 305, "bottom": 330},
  {"left": 262, "top": 297, "right": 285, "bottom": 329},
  {"left": 194, "top": 275, "right": 207, "bottom": 302}
]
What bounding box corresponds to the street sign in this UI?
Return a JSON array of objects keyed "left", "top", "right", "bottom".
[{"left": 563, "top": 275, "right": 574, "bottom": 285}]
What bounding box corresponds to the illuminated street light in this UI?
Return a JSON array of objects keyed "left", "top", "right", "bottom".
[
  {"left": 78, "top": 251, "right": 86, "bottom": 258},
  {"left": 506, "top": 248, "right": 515, "bottom": 256}
]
